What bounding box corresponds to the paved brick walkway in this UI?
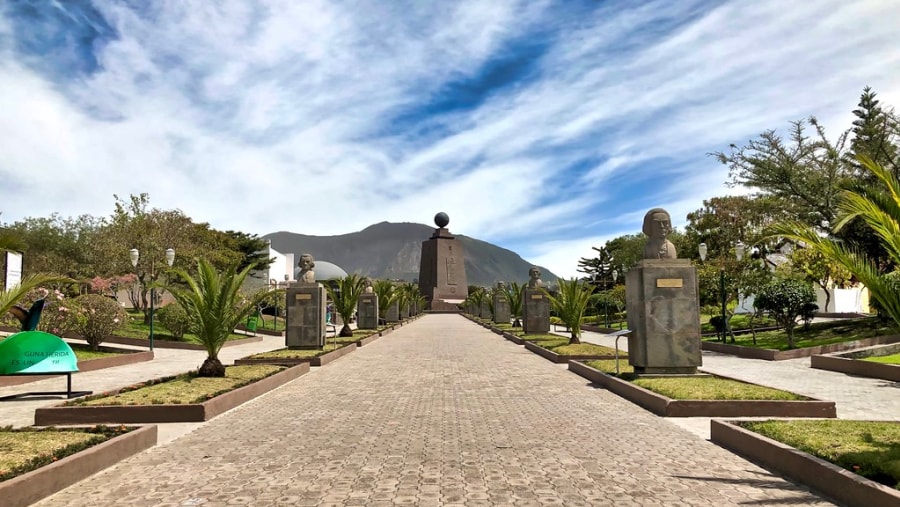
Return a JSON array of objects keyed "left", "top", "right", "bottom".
[{"left": 30, "top": 315, "right": 835, "bottom": 507}]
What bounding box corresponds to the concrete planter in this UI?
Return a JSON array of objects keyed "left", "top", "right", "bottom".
[
  {"left": 524, "top": 341, "right": 617, "bottom": 364},
  {"left": 34, "top": 364, "right": 309, "bottom": 425},
  {"left": 811, "top": 342, "right": 900, "bottom": 382},
  {"left": 102, "top": 334, "right": 264, "bottom": 350},
  {"left": 701, "top": 334, "right": 900, "bottom": 360},
  {"left": 711, "top": 419, "right": 900, "bottom": 507},
  {"left": 311, "top": 343, "right": 358, "bottom": 366},
  {"left": 0, "top": 347, "right": 154, "bottom": 388},
  {"left": 1, "top": 425, "right": 157, "bottom": 507},
  {"left": 502, "top": 331, "right": 525, "bottom": 345},
  {"left": 568, "top": 361, "right": 836, "bottom": 418}
]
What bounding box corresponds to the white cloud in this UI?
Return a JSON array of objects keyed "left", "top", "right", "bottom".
[{"left": 1, "top": 0, "right": 899, "bottom": 280}]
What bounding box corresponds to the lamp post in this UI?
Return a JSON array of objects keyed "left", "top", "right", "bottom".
[{"left": 130, "top": 247, "right": 175, "bottom": 350}]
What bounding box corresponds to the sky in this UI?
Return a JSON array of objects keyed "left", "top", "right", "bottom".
[{"left": 1, "top": 0, "right": 899, "bottom": 279}]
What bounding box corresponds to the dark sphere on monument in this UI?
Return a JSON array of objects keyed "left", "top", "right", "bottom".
[{"left": 434, "top": 212, "right": 450, "bottom": 228}]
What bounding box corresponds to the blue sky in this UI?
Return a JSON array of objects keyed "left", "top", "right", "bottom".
[{"left": 1, "top": 0, "right": 899, "bottom": 278}]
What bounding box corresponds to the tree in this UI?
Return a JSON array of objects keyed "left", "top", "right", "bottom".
[
  {"left": 771, "top": 157, "right": 900, "bottom": 330},
  {"left": 713, "top": 118, "right": 848, "bottom": 232},
  {"left": 542, "top": 278, "right": 593, "bottom": 344},
  {"left": 847, "top": 86, "right": 898, "bottom": 175},
  {"left": 754, "top": 278, "right": 816, "bottom": 349},
  {"left": 577, "top": 246, "right": 614, "bottom": 286},
  {"left": 324, "top": 274, "right": 366, "bottom": 337},
  {"left": 168, "top": 259, "right": 277, "bottom": 377},
  {"left": 373, "top": 279, "right": 397, "bottom": 324},
  {"left": 503, "top": 281, "right": 525, "bottom": 327},
  {"left": 685, "top": 195, "right": 788, "bottom": 260},
  {"left": 787, "top": 247, "right": 852, "bottom": 313}
]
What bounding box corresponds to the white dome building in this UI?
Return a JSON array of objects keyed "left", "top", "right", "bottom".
[{"left": 295, "top": 260, "right": 349, "bottom": 281}]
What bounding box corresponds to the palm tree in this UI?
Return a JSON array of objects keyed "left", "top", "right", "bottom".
[
  {"left": 542, "top": 278, "right": 593, "bottom": 344},
  {"left": 771, "top": 157, "right": 900, "bottom": 328},
  {"left": 1, "top": 274, "right": 71, "bottom": 330},
  {"left": 325, "top": 274, "right": 366, "bottom": 337},
  {"left": 469, "top": 287, "right": 486, "bottom": 319},
  {"left": 504, "top": 282, "right": 525, "bottom": 327},
  {"left": 373, "top": 279, "right": 397, "bottom": 324},
  {"left": 169, "top": 259, "right": 278, "bottom": 377}
]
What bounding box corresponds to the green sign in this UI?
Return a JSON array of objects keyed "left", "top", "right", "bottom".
[{"left": 0, "top": 331, "right": 79, "bottom": 375}]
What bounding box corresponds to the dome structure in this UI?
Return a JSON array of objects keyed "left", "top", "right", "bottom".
[{"left": 294, "top": 260, "right": 348, "bottom": 281}]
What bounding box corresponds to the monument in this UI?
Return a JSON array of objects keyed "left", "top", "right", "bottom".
[
  {"left": 418, "top": 212, "right": 469, "bottom": 311},
  {"left": 523, "top": 267, "right": 550, "bottom": 334},
  {"left": 492, "top": 282, "right": 511, "bottom": 324},
  {"left": 626, "top": 208, "right": 701, "bottom": 374},
  {"left": 285, "top": 253, "right": 327, "bottom": 349},
  {"left": 357, "top": 285, "right": 378, "bottom": 330}
]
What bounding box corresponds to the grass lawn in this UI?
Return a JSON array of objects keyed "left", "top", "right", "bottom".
[
  {"left": 704, "top": 317, "right": 896, "bottom": 350},
  {"left": 248, "top": 342, "right": 348, "bottom": 359},
  {"left": 67, "top": 365, "right": 283, "bottom": 406},
  {"left": 549, "top": 343, "right": 619, "bottom": 356},
  {"left": 700, "top": 313, "right": 778, "bottom": 332},
  {"left": 863, "top": 352, "right": 900, "bottom": 364},
  {"left": 0, "top": 425, "right": 134, "bottom": 482},
  {"left": 582, "top": 360, "right": 806, "bottom": 400},
  {"left": 70, "top": 343, "right": 123, "bottom": 361},
  {"left": 739, "top": 420, "right": 900, "bottom": 490},
  {"left": 117, "top": 312, "right": 249, "bottom": 344}
]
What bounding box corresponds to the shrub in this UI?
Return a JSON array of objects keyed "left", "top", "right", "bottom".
[
  {"left": 0, "top": 287, "right": 80, "bottom": 336},
  {"left": 156, "top": 303, "right": 193, "bottom": 340},
  {"left": 73, "top": 294, "right": 127, "bottom": 351},
  {"left": 799, "top": 302, "right": 819, "bottom": 330},
  {"left": 754, "top": 278, "right": 816, "bottom": 349}
]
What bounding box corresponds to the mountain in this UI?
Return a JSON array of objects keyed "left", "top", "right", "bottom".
[{"left": 263, "top": 221, "right": 559, "bottom": 286}]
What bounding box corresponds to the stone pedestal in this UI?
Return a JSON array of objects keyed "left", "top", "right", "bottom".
[
  {"left": 385, "top": 301, "right": 400, "bottom": 323},
  {"left": 493, "top": 293, "right": 510, "bottom": 324},
  {"left": 625, "top": 259, "right": 701, "bottom": 374},
  {"left": 357, "top": 293, "right": 378, "bottom": 329},
  {"left": 480, "top": 299, "right": 492, "bottom": 320},
  {"left": 286, "top": 283, "right": 326, "bottom": 349},
  {"left": 400, "top": 303, "right": 410, "bottom": 319},
  {"left": 523, "top": 288, "right": 550, "bottom": 334},
  {"left": 419, "top": 227, "right": 468, "bottom": 311}
]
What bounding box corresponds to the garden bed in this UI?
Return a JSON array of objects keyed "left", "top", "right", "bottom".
[
  {"left": 33, "top": 364, "right": 308, "bottom": 425},
  {"left": 568, "top": 360, "right": 836, "bottom": 417},
  {"left": 811, "top": 343, "right": 900, "bottom": 382},
  {"left": 711, "top": 419, "right": 900, "bottom": 507},
  {"left": 524, "top": 340, "right": 619, "bottom": 364},
  {"left": 0, "top": 345, "right": 153, "bottom": 388},
  {"left": 1, "top": 425, "right": 157, "bottom": 507},
  {"left": 235, "top": 342, "right": 359, "bottom": 367},
  {"left": 702, "top": 334, "right": 900, "bottom": 360}
]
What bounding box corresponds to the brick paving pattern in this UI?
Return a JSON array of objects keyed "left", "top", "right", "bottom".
[{"left": 27, "top": 315, "right": 836, "bottom": 506}]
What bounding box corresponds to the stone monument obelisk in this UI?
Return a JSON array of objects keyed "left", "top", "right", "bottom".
[
  {"left": 285, "top": 253, "right": 327, "bottom": 349},
  {"left": 418, "top": 212, "right": 468, "bottom": 311},
  {"left": 626, "top": 208, "right": 702, "bottom": 374}
]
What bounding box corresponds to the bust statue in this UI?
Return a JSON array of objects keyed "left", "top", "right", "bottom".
[
  {"left": 642, "top": 208, "right": 677, "bottom": 259},
  {"left": 496, "top": 281, "right": 506, "bottom": 291},
  {"left": 527, "top": 267, "right": 544, "bottom": 288},
  {"left": 364, "top": 277, "right": 374, "bottom": 294},
  {"left": 297, "top": 253, "right": 316, "bottom": 283}
]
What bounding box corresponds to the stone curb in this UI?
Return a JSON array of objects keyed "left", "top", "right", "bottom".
[
  {"left": 0, "top": 348, "right": 154, "bottom": 388},
  {"left": 701, "top": 334, "right": 900, "bottom": 360},
  {"left": 568, "top": 360, "right": 837, "bottom": 418},
  {"left": 811, "top": 343, "right": 900, "bottom": 382},
  {"left": 311, "top": 343, "right": 358, "bottom": 366},
  {"left": 523, "top": 340, "right": 618, "bottom": 364},
  {"left": 102, "top": 334, "right": 264, "bottom": 351},
  {"left": 711, "top": 419, "right": 900, "bottom": 507},
  {"left": 2, "top": 425, "right": 157, "bottom": 507},
  {"left": 33, "top": 364, "right": 309, "bottom": 425}
]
